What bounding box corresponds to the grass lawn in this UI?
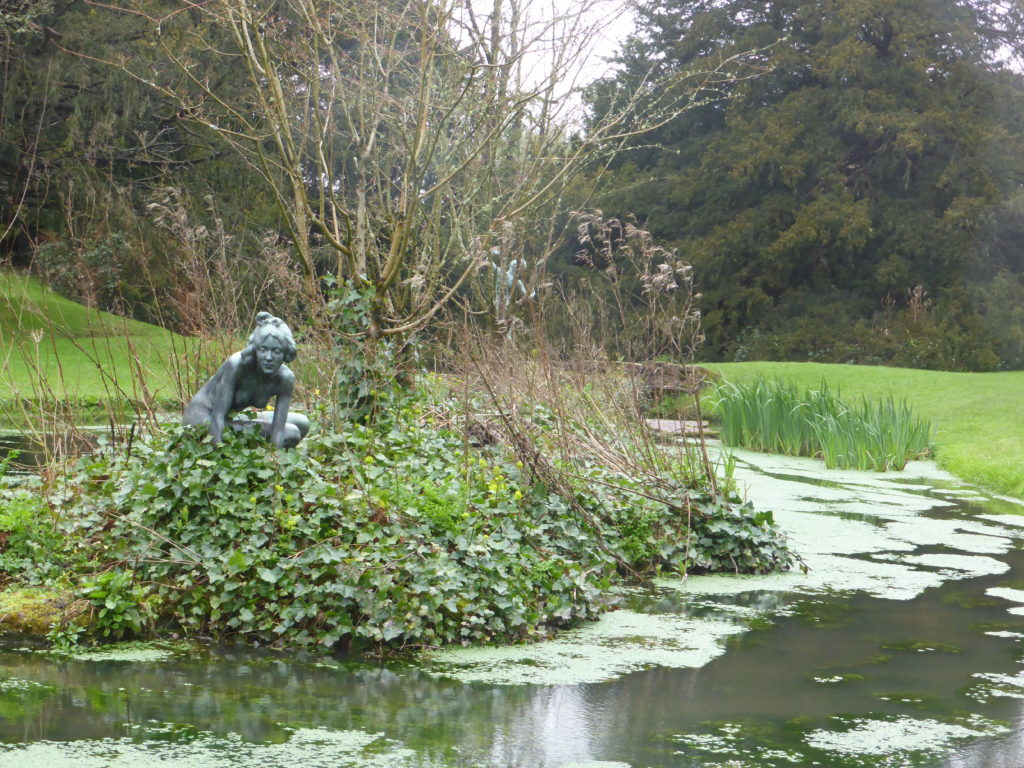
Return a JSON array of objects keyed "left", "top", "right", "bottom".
[
  {"left": 0, "top": 270, "right": 196, "bottom": 421},
  {"left": 4, "top": 269, "right": 1020, "bottom": 499},
  {"left": 705, "top": 361, "right": 1024, "bottom": 500}
]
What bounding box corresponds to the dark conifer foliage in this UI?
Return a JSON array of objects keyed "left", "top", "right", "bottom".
[
  {"left": 584, "top": 0, "right": 1024, "bottom": 369},
  {"left": 0, "top": 2, "right": 286, "bottom": 326}
]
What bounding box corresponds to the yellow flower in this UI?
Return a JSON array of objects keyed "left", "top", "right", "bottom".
[
  {"left": 274, "top": 485, "right": 284, "bottom": 493},
  {"left": 264, "top": 404, "right": 274, "bottom": 411}
]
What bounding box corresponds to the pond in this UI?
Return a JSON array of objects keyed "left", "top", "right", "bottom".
[
  {"left": 0, "top": 428, "right": 106, "bottom": 472},
  {"left": 2, "top": 448, "right": 1024, "bottom": 767}
]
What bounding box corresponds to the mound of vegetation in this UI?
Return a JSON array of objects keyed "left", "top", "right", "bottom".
[{"left": 2, "top": 378, "right": 796, "bottom": 651}]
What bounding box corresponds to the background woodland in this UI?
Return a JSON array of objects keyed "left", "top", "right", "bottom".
[{"left": 2, "top": 0, "right": 1024, "bottom": 370}]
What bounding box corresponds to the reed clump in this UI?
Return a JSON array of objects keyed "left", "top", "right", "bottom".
[{"left": 711, "top": 377, "right": 932, "bottom": 471}]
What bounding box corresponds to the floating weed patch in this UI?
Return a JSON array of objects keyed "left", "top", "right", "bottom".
[
  {"left": 873, "top": 519, "right": 1014, "bottom": 555},
  {"left": 662, "top": 550, "right": 972, "bottom": 602},
  {"left": 986, "top": 587, "right": 1024, "bottom": 615},
  {"left": 968, "top": 670, "right": 1024, "bottom": 702},
  {"left": 872, "top": 692, "right": 953, "bottom": 713},
  {"left": 21, "top": 641, "right": 190, "bottom": 663},
  {"left": 811, "top": 673, "right": 865, "bottom": 684},
  {"left": 669, "top": 451, "right": 1020, "bottom": 604},
  {"left": 987, "top": 585, "right": 1024, "bottom": 606},
  {"left": 803, "top": 715, "right": 1006, "bottom": 757},
  {"left": 978, "top": 512, "right": 1024, "bottom": 528},
  {"left": 426, "top": 610, "right": 745, "bottom": 685},
  {"left": 881, "top": 640, "right": 961, "bottom": 654},
  {"left": 0, "top": 727, "right": 423, "bottom": 768},
  {"left": 900, "top": 554, "right": 1010, "bottom": 578},
  {"left": 671, "top": 721, "right": 803, "bottom": 766},
  {"left": 63, "top": 645, "right": 176, "bottom": 663},
  {"left": 0, "top": 676, "right": 55, "bottom": 694}
]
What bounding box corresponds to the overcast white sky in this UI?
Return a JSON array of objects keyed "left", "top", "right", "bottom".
[{"left": 454, "top": 0, "right": 637, "bottom": 102}]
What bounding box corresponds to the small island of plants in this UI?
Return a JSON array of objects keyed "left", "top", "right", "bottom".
[{"left": 0, "top": 344, "right": 797, "bottom": 653}]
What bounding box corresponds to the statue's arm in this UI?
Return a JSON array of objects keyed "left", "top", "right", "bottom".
[
  {"left": 209, "top": 358, "right": 241, "bottom": 444},
  {"left": 270, "top": 369, "right": 296, "bottom": 449}
]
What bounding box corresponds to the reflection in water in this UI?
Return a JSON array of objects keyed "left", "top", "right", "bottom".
[
  {"left": 489, "top": 687, "right": 602, "bottom": 767},
  {"left": 0, "top": 429, "right": 103, "bottom": 471},
  {"left": 2, "top": 453, "right": 1024, "bottom": 766}
]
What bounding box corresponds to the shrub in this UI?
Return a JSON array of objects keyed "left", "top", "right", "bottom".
[
  {"left": 0, "top": 485, "right": 66, "bottom": 584},
  {"left": 65, "top": 418, "right": 613, "bottom": 649},
  {"left": 79, "top": 569, "right": 156, "bottom": 640}
]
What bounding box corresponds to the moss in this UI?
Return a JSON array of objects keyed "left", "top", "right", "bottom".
[{"left": 0, "top": 587, "right": 88, "bottom": 636}]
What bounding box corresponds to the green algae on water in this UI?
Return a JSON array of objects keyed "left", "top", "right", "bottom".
[
  {"left": 427, "top": 610, "right": 745, "bottom": 685},
  {"left": 811, "top": 673, "right": 865, "bottom": 684},
  {"left": 804, "top": 715, "right": 1006, "bottom": 757},
  {"left": 0, "top": 727, "right": 422, "bottom": 768},
  {"left": 987, "top": 586, "right": 1024, "bottom": 602},
  {"left": 969, "top": 670, "right": 1024, "bottom": 701},
  {"left": 53, "top": 641, "right": 185, "bottom": 663},
  {"left": 881, "top": 640, "right": 961, "bottom": 654},
  {"left": 671, "top": 721, "right": 804, "bottom": 766},
  {"left": 0, "top": 676, "right": 56, "bottom": 694}
]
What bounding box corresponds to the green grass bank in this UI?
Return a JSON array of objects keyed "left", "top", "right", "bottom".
[
  {"left": 3, "top": 271, "right": 1020, "bottom": 500},
  {"left": 0, "top": 270, "right": 193, "bottom": 420},
  {"left": 705, "top": 362, "right": 1024, "bottom": 500}
]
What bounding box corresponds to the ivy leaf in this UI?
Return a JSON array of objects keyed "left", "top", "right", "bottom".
[
  {"left": 227, "top": 549, "right": 248, "bottom": 571},
  {"left": 257, "top": 566, "right": 281, "bottom": 584}
]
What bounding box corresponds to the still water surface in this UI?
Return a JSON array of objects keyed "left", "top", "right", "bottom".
[{"left": 2, "top": 449, "right": 1024, "bottom": 767}]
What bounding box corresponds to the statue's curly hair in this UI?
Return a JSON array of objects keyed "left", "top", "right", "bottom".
[{"left": 242, "top": 311, "right": 297, "bottom": 363}]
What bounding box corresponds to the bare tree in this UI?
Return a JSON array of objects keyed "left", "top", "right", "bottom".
[{"left": 81, "top": 0, "right": 768, "bottom": 341}]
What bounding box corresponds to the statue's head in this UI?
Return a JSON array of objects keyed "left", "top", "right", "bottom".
[{"left": 243, "top": 312, "right": 297, "bottom": 372}]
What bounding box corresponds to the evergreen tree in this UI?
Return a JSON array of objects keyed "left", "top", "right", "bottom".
[
  {"left": 586, "top": 0, "right": 1024, "bottom": 369},
  {"left": 0, "top": 0, "right": 292, "bottom": 326}
]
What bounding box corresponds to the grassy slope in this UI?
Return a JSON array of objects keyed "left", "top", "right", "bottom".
[
  {"left": 0, "top": 270, "right": 193, "bottom": 412},
  {"left": 4, "top": 272, "right": 1019, "bottom": 497},
  {"left": 705, "top": 361, "right": 1024, "bottom": 499}
]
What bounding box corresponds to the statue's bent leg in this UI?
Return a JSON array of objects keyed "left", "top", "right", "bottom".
[
  {"left": 253, "top": 412, "right": 306, "bottom": 447},
  {"left": 287, "top": 412, "right": 310, "bottom": 438}
]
